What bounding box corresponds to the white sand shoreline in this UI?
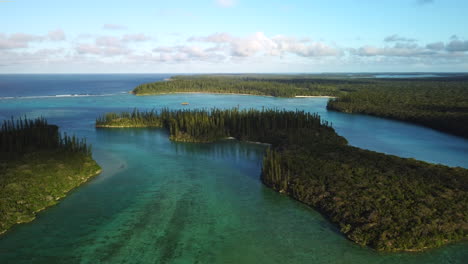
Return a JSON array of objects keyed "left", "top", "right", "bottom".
[
  {"left": 294, "top": 95, "right": 336, "bottom": 98},
  {"left": 133, "top": 91, "right": 336, "bottom": 98},
  {"left": 134, "top": 92, "right": 274, "bottom": 97}
]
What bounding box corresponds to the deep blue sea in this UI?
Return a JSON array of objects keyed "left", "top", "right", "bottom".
[{"left": 0, "top": 74, "right": 467, "bottom": 263}]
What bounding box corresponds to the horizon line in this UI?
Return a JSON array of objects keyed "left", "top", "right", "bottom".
[{"left": 0, "top": 72, "right": 467, "bottom": 75}]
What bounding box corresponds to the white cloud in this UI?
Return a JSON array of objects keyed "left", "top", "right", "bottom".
[
  {"left": 95, "top": 36, "right": 123, "bottom": 48},
  {"left": 151, "top": 45, "right": 225, "bottom": 62},
  {"left": 74, "top": 34, "right": 151, "bottom": 57},
  {"left": 0, "top": 48, "right": 64, "bottom": 66},
  {"left": 384, "top": 34, "right": 416, "bottom": 42},
  {"left": 48, "top": 29, "right": 66, "bottom": 41},
  {"left": 352, "top": 38, "right": 468, "bottom": 61},
  {"left": 0, "top": 30, "right": 66, "bottom": 50},
  {"left": 122, "top": 34, "right": 152, "bottom": 42},
  {"left": 271, "top": 35, "right": 341, "bottom": 57},
  {"left": 188, "top": 32, "right": 233, "bottom": 43},
  {"left": 76, "top": 43, "right": 129, "bottom": 56},
  {"left": 0, "top": 33, "right": 43, "bottom": 50},
  {"left": 352, "top": 43, "right": 434, "bottom": 57},
  {"left": 102, "top": 24, "right": 127, "bottom": 30},
  {"left": 188, "top": 32, "right": 341, "bottom": 58}
]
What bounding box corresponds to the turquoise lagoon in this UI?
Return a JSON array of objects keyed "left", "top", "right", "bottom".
[{"left": 0, "top": 75, "right": 467, "bottom": 263}]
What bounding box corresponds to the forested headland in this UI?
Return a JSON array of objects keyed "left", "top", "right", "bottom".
[
  {"left": 0, "top": 117, "right": 101, "bottom": 235},
  {"left": 132, "top": 75, "right": 468, "bottom": 138},
  {"left": 96, "top": 108, "right": 468, "bottom": 252},
  {"left": 326, "top": 78, "right": 468, "bottom": 138}
]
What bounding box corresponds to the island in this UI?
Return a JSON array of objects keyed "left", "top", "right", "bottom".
[
  {"left": 96, "top": 108, "right": 468, "bottom": 252},
  {"left": 0, "top": 117, "right": 101, "bottom": 235},
  {"left": 131, "top": 74, "right": 468, "bottom": 138}
]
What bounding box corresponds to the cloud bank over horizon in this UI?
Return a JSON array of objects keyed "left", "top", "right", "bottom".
[{"left": 1, "top": 29, "right": 466, "bottom": 73}]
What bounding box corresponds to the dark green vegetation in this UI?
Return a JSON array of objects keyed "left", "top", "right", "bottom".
[
  {"left": 0, "top": 118, "right": 101, "bottom": 234},
  {"left": 133, "top": 75, "right": 468, "bottom": 138},
  {"left": 327, "top": 78, "right": 468, "bottom": 138},
  {"left": 133, "top": 75, "right": 351, "bottom": 97},
  {"left": 96, "top": 108, "right": 468, "bottom": 252}
]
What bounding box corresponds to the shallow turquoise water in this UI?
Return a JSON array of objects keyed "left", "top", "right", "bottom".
[{"left": 0, "top": 91, "right": 467, "bottom": 263}]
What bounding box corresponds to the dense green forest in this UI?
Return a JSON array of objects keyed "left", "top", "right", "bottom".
[
  {"left": 132, "top": 75, "right": 354, "bottom": 97},
  {"left": 0, "top": 117, "right": 92, "bottom": 155},
  {"left": 326, "top": 80, "right": 468, "bottom": 138},
  {"left": 132, "top": 75, "right": 468, "bottom": 138},
  {"left": 0, "top": 117, "right": 100, "bottom": 234},
  {"left": 96, "top": 108, "right": 468, "bottom": 252}
]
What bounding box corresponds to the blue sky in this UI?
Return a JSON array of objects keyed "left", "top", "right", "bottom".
[{"left": 1, "top": 0, "right": 467, "bottom": 73}]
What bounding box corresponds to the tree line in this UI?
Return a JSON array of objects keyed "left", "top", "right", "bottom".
[{"left": 1, "top": 117, "right": 92, "bottom": 157}]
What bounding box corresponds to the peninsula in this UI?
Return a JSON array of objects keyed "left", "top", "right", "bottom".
[
  {"left": 96, "top": 108, "right": 468, "bottom": 252},
  {"left": 0, "top": 117, "right": 101, "bottom": 235}
]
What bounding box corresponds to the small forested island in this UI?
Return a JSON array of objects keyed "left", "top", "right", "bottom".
[
  {"left": 132, "top": 75, "right": 468, "bottom": 138},
  {"left": 0, "top": 117, "right": 101, "bottom": 235},
  {"left": 96, "top": 108, "right": 468, "bottom": 252}
]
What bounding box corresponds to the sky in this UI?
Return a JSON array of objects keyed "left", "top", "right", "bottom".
[{"left": 0, "top": 0, "right": 467, "bottom": 73}]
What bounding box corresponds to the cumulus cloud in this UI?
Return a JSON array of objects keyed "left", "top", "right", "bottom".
[
  {"left": 353, "top": 43, "right": 434, "bottom": 57},
  {"left": 95, "top": 36, "right": 123, "bottom": 48},
  {"left": 74, "top": 33, "right": 151, "bottom": 57},
  {"left": 0, "top": 30, "right": 66, "bottom": 50},
  {"left": 188, "top": 32, "right": 341, "bottom": 58},
  {"left": 0, "top": 33, "right": 43, "bottom": 50},
  {"left": 0, "top": 35, "right": 30, "bottom": 49},
  {"left": 102, "top": 24, "right": 127, "bottom": 30},
  {"left": 188, "top": 32, "right": 233, "bottom": 43},
  {"left": 384, "top": 34, "right": 416, "bottom": 42},
  {"left": 352, "top": 37, "right": 468, "bottom": 60},
  {"left": 76, "top": 43, "right": 129, "bottom": 56},
  {"left": 446, "top": 40, "right": 468, "bottom": 52},
  {"left": 215, "top": 0, "right": 236, "bottom": 8},
  {"left": 271, "top": 35, "right": 341, "bottom": 57},
  {"left": 122, "top": 34, "right": 152, "bottom": 42},
  {"left": 0, "top": 48, "right": 65, "bottom": 66},
  {"left": 76, "top": 37, "right": 125, "bottom": 56},
  {"left": 151, "top": 45, "right": 225, "bottom": 62},
  {"left": 426, "top": 42, "right": 445, "bottom": 50},
  {"left": 48, "top": 29, "right": 66, "bottom": 41},
  {"left": 152, "top": 46, "right": 175, "bottom": 53}
]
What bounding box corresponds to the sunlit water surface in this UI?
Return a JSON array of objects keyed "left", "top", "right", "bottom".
[{"left": 0, "top": 75, "right": 466, "bottom": 263}]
